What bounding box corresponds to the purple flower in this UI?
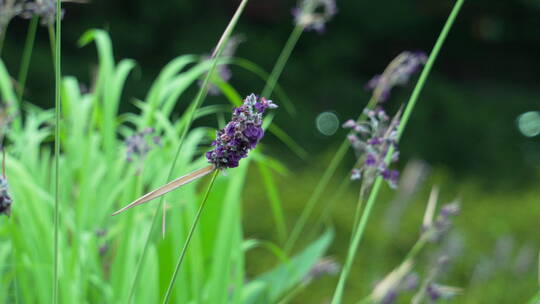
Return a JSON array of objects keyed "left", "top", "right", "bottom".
[
  {"left": 303, "top": 258, "right": 340, "bottom": 283},
  {"left": 292, "top": 0, "right": 337, "bottom": 33},
  {"left": 125, "top": 127, "right": 161, "bottom": 165},
  {"left": 19, "top": 0, "right": 65, "bottom": 26},
  {"left": 365, "top": 153, "right": 377, "bottom": 166},
  {"left": 206, "top": 94, "right": 277, "bottom": 169},
  {"left": 365, "top": 51, "right": 427, "bottom": 102},
  {"left": 423, "top": 202, "right": 460, "bottom": 242},
  {"left": 344, "top": 107, "right": 401, "bottom": 188}
]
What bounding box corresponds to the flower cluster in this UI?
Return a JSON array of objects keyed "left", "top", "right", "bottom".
[
  {"left": 0, "top": 176, "right": 12, "bottom": 216},
  {"left": 413, "top": 256, "right": 462, "bottom": 302},
  {"left": 0, "top": 0, "right": 65, "bottom": 28},
  {"left": 125, "top": 127, "right": 161, "bottom": 163},
  {"left": 200, "top": 35, "right": 244, "bottom": 96},
  {"left": 19, "top": 0, "right": 64, "bottom": 26},
  {"left": 422, "top": 202, "right": 460, "bottom": 242},
  {"left": 365, "top": 51, "right": 427, "bottom": 102},
  {"left": 0, "top": 0, "right": 24, "bottom": 32},
  {"left": 303, "top": 258, "right": 340, "bottom": 283},
  {"left": 378, "top": 273, "right": 419, "bottom": 304},
  {"left": 206, "top": 94, "right": 277, "bottom": 169},
  {"left": 292, "top": 0, "right": 337, "bottom": 33},
  {"left": 343, "top": 107, "right": 401, "bottom": 188}
]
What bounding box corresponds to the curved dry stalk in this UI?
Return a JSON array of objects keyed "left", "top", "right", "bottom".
[{"left": 112, "top": 164, "right": 216, "bottom": 216}]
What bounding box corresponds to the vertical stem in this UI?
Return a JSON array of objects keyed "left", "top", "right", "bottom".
[
  {"left": 53, "top": 0, "right": 62, "bottom": 303},
  {"left": 0, "top": 30, "right": 6, "bottom": 58},
  {"left": 261, "top": 25, "right": 304, "bottom": 99},
  {"left": 17, "top": 16, "right": 39, "bottom": 102},
  {"left": 162, "top": 170, "right": 219, "bottom": 304},
  {"left": 48, "top": 26, "right": 56, "bottom": 66},
  {"left": 126, "top": 1, "right": 250, "bottom": 301},
  {"left": 330, "top": 1, "right": 465, "bottom": 303},
  {"left": 285, "top": 96, "right": 377, "bottom": 252}
]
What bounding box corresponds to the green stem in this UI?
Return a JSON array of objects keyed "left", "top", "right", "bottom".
[
  {"left": 126, "top": 1, "right": 250, "bottom": 301},
  {"left": 53, "top": 0, "right": 62, "bottom": 303},
  {"left": 261, "top": 25, "right": 304, "bottom": 99},
  {"left": 48, "top": 26, "right": 56, "bottom": 67},
  {"left": 162, "top": 170, "right": 219, "bottom": 303},
  {"left": 357, "top": 236, "right": 428, "bottom": 304},
  {"left": 330, "top": 1, "right": 465, "bottom": 303},
  {"left": 284, "top": 96, "right": 377, "bottom": 253},
  {"left": 17, "top": 16, "right": 39, "bottom": 102},
  {"left": 0, "top": 30, "right": 5, "bottom": 58}
]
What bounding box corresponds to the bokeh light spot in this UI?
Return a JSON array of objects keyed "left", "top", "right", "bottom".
[
  {"left": 316, "top": 112, "right": 339, "bottom": 136},
  {"left": 517, "top": 111, "right": 540, "bottom": 137}
]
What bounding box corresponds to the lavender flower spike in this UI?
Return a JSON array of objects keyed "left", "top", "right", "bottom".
[
  {"left": 206, "top": 94, "right": 277, "bottom": 169},
  {"left": 112, "top": 94, "right": 277, "bottom": 216},
  {"left": 365, "top": 51, "right": 427, "bottom": 102},
  {"left": 293, "top": 0, "right": 337, "bottom": 33}
]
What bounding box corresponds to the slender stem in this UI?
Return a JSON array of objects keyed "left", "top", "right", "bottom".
[
  {"left": 53, "top": 0, "right": 62, "bottom": 303},
  {"left": 349, "top": 189, "right": 365, "bottom": 242},
  {"left": 0, "top": 30, "right": 5, "bottom": 58},
  {"left": 261, "top": 25, "right": 304, "bottom": 99},
  {"left": 357, "top": 236, "right": 428, "bottom": 304},
  {"left": 330, "top": 1, "right": 465, "bottom": 303},
  {"left": 162, "top": 170, "right": 219, "bottom": 303},
  {"left": 48, "top": 26, "right": 56, "bottom": 66},
  {"left": 17, "top": 16, "right": 39, "bottom": 102},
  {"left": 126, "top": 1, "right": 250, "bottom": 301},
  {"left": 285, "top": 97, "right": 376, "bottom": 252}
]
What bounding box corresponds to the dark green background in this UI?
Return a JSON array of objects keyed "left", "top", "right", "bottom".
[{"left": 3, "top": 0, "right": 539, "bottom": 185}]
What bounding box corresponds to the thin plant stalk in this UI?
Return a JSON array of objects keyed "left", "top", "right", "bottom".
[
  {"left": 305, "top": 175, "right": 350, "bottom": 241},
  {"left": 125, "top": 0, "right": 250, "bottom": 301},
  {"left": 261, "top": 25, "right": 304, "bottom": 99},
  {"left": 330, "top": 1, "right": 465, "bottom": 303},
  {"left": 48, "top": 26, "right": 56, "bottom": 66},
  {"left": 162, "top": 169, "right": 219, "bottom": 303},
  {"left": 17, "top": 16, "right": 39, "bottom": 101},
  {"left": 53, "top": 0, "right": 62, "bottom": 303},
  {"left": 0, "top": 30, "right": 5, "bottom": 58},
  {"left": 285, "top": 96, "right": 377, "bottom": 252},
  {"left": 357, "top": 236, "right": 428, "bottom": 304}
]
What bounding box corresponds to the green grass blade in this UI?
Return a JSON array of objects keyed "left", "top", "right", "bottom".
[
  {"left": 17, "top": 16, "right": 38, "bottom": 102},
  {"left": 257, "top": 162, "right": 288, "bottom": 244},
  {"left": 126, "top": 1, "right": 250, "bottom": 301},
  {"left": 261, "top": 25, "right": 303, "bottom": 99},
  {"left": 330, "top": 1, "right": 465, "bottom": 303},
  {"left": 162, "top": 169, "right": 219, "bottom": 303},
  {"left": 53, "top": 0, "right": 62, "bottom": 302}
]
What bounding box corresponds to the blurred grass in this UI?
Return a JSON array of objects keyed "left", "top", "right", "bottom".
[{"left": 243, "top": 151, "right": 540, "bottom": 303}]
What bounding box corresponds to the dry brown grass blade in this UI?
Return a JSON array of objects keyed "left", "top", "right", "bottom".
[{"left": 112, "top": 164, "right": 216, "bottom": 216}]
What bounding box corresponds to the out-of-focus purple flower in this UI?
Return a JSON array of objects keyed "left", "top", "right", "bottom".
[
  {"left": 426, "top": 283, "right": 462, "bottom": 301},
  {"left": 423, "top": 202, "right": 460, "bottom": 242},
  {"left": 0, "top": 176, "right": 12, "bottom": 216},
  {"left": 0, "top": 0, "right": 23, "bottom": 32},
  {"left": 303, "top": 257, "right": 340, "bottom": 283},
  {"left": 19, "top": 0, "right": 65, "bottom": 26},
  {"left": 365, "top": 51, "right": 427, "bottom": 102},
  {"left": 125, "top": 127, "right": 161, "bottom": 164},
  {"left": 206, "top": 94, "right": 277, "bottom": 169},
  {"left": 199, "top": 35, "right": 244, "bottom": 96},
  {"left": 343, "top": 107, "right": 401, "bottom": 189},
  {"left": 292, "top": 0, "right": 337, "bottom": 33}
]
